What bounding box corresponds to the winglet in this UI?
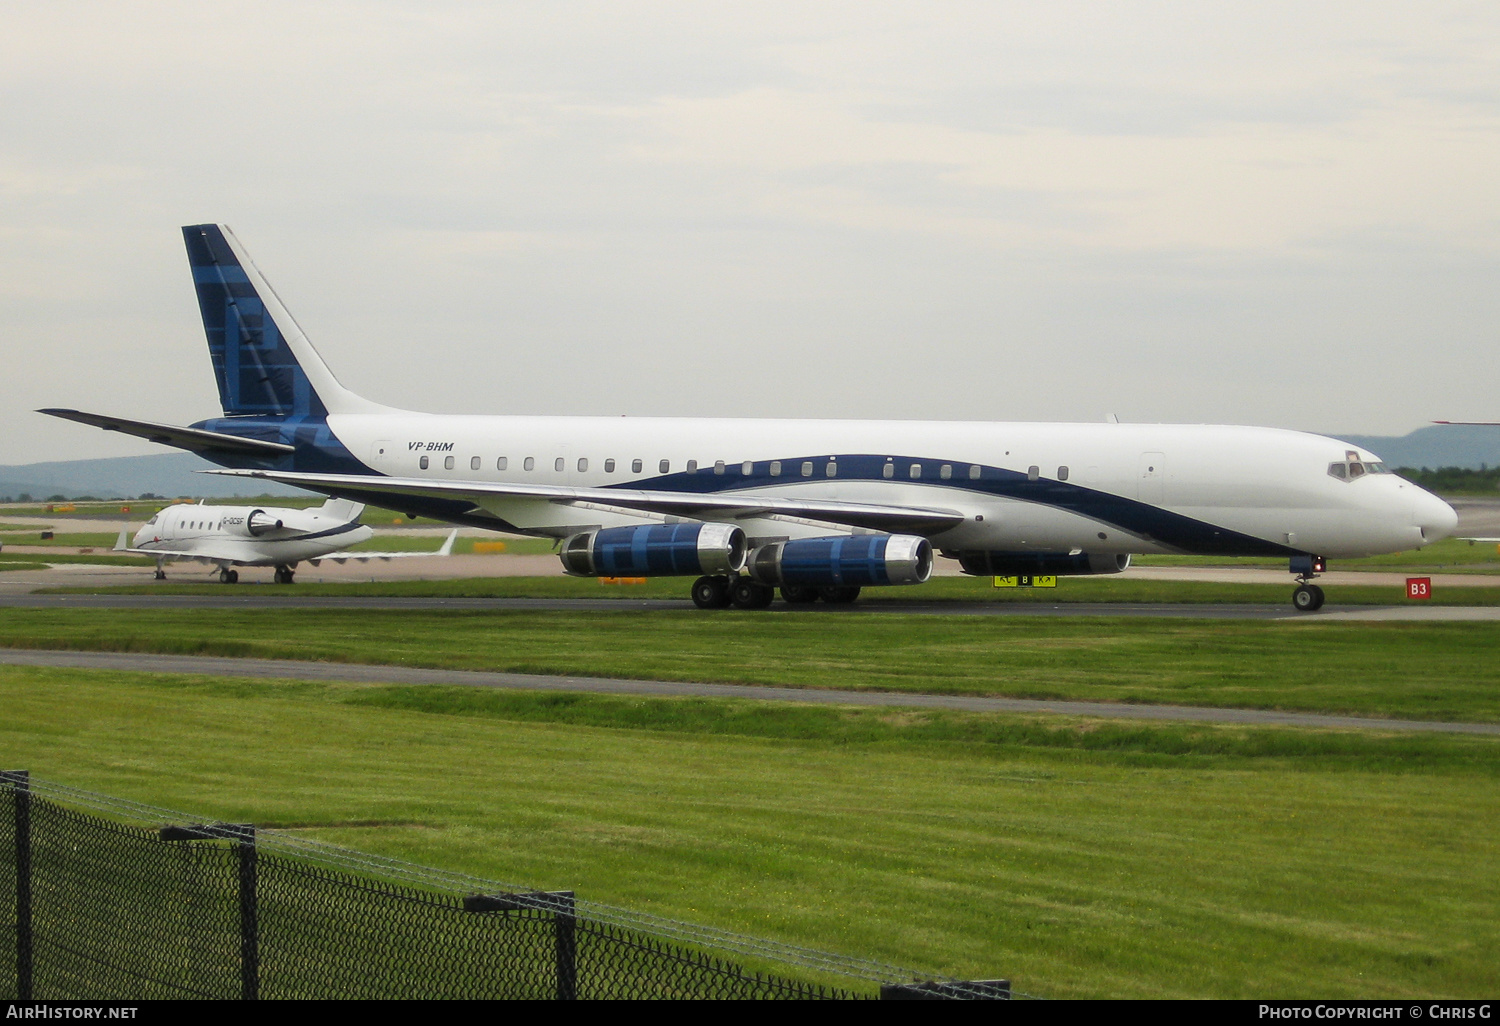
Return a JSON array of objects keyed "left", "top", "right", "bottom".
[
  {"left": 114, "top": 528, "right": 129, "bottom": 552},
  {"left": 437, "top": 529, "right": 458, "bottom": 556}
]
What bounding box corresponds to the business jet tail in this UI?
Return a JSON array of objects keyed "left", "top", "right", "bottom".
[{"left": 182, "top": 224, "right": 390, "bottom": 418}]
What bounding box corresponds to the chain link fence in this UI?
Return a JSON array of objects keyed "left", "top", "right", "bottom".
[{"left": 0, "top": 772, "right": 1012, "bottom": 1000}]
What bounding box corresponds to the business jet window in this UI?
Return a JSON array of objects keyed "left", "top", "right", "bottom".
[
  {"left": 801, "top": 461, "right": 813, "bottom": 477},
  {"left": 632, "top": 459, "right": 642, "bottom": 473},
  {"left": 659, "top": 459, "right": 670, "bottom": 473},
  {"left": 577, "top": 458, "right": 588, "bottom": 472},
  {"left": 882, "top": 462, "right": 894, "bottom": 479},
  {"left": 524, "top": 457, "right": 535, "bottom": 471},
  {"left": 687, "top": 460, "right": 698, "bottom": 473},
  {"left": 420, "top": 456, "right": 429, "bottom": 470},
  {"left": 470, "top": 456, "right": 481, "bottom": 470},
  {"left": 497, "top": 457, "right": 507, "bottom": 470},
  {"left": 605, "top": 459, "right": 616, "bottom": 473},
  {"left": 940, "top": 464, "right": 952, "bottom": 480},
  {"left": 771, "top": 461, "right": 782, "bottom": 476},
  {"left": 826, "top": 460, "right": 837, "bottom": 477},
  {"left": 714, "top": 460, "right": 726, "bottom": 475},
  {"left": 742, "top": 461, "right": 753, "bottom": 476},
  {"left": 968, "top": 465, "right": 981, "bottom": 480},
  {"left": 1027, "top": 466, "right": 1040, "bottom": 481},
  {"left": 555, "top": 457, "right": 565, "bottom": 472},
  {"left": 444, "top": 455, "right": 455, "bottom": 470},
  {"left": 1058, "top": 466, "right": 1069, "bottom": 481},
  {"left": 909, "top": 463, "right": 921, "bottom": 479}
]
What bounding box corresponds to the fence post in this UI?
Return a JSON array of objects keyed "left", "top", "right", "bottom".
[
  {"left": 553, "top": 891, "right": 576, "bottom": 1001},
  {"left": 2, "top": 771, "right": 30, "bottom": 1001},
  {"left": 238, "top": 827, "right": 257, "bottom": 1001}
]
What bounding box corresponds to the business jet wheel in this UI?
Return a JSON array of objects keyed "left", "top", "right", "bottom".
[
  {"left": 153, "top": 570, "right": 166, "bottom": 581},
  {"left": 691, "top": 575, "right": 732, "bottom": 609},
  {"left": 274, "top": 566, "right": 296, "bottom": 584},
  {"left": 730, "top": 578, "right": 775, "bottom": 610},
  {"left": 219, "top": 568, "right": 239, "bottom": 585},
  {"left": 1292, "top": 584, "right": 1324, "bottom": 612},
  {"left": 779, "top": 585, "right": 820, "bottom": 604},
  {"left": 818, "top": 586, "right": 861, "bottom": 604}
]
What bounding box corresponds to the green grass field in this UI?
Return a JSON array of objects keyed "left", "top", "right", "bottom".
[{"left": 1, "top": 662, "right": 1495, "bottom": 998}]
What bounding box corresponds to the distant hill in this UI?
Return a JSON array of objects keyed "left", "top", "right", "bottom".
[
  {"left": 4, "top": 424, "right": 1498, "bottom": 501},
  {"left": 0, "top": 453, "right": 309, "bottom": 501},
  {"left": 1336, "top": 425, "right": 1500, "bottom": 470}
]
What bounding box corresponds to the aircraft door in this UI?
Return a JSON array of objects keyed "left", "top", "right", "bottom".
[{"left": 1138, "top": 452, "right": 1165, "bottom": 504}]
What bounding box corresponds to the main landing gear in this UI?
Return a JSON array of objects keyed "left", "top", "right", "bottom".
[
  {"left": 690, "top": 575, "right": 861, "bottom": 610},
  {"left": 273, "top": 565, "right": 296, "bottom": 585},
  {"left": 1289, "top": 555, "right": 1327, "bottom": 612},
  {"left": 217, "top": 567, "right": 239, "bottom": 584}
]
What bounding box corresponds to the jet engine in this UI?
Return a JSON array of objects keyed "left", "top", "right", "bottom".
[
  {"left": 955, "top": 551, "right": 1131, "bottom": 576},
  {"left": 559, "top": 523, "right": 747, "bottom": 577},
  {"left": 747, "top": 534, "right": 932, "bottom": 587},
  {"left": 220, "top": 509, "right": 285, "bottom": 538}
]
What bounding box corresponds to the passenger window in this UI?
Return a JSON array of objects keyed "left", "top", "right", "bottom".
[
  {"left": 659, "top": 459, "right": 670, "bottom": 473},
  {"left": 497, "top": 457, "right": 508, "bottom": 471},
  {"left": 771, "top": 461, "right": 782, "bottom": 476},
  {"left": 1028, "top": 466, "right": 1039, "bottom": 481},
  {"left": 555, "top": 457, "right": 564, "bottom": 472},
  {"left": 605, "top": 459, "right": 615, "bottom": 473},
  {"left": 714, "top": 460, "right": 726, "bottom": 475},
  {"left": 826, "top": 460, "right": 837, "bottom": 477},
  {"left": 524, "top": 457, "right": 535, "bottom": 471},
  {"left": 420, "top": 455, "right": 429, "bottom": 470},
  {"left": 444, "top": 455, "right": 455, "bottom": 470},
  {"left": 969, "top": 465, "right": 981, "bottom": 480},
  {"left": 1058, "top": 466, "right": 1069, "bottom": 481},
  {"left": 470, "top": 456, "right": 481, "bottom": 471},
  {"left": 909, "top": 463, "right": 921, "bottom": 479},
  {"left": 801, "top": 461, "right": 813, "bottom": 477},
  {"left": 883, "top": 462, "right": 894, "bottom": 480},
  {"left": 742, "top": 461, "right": 753, "bottom": 476},
  {"left": 687, "top": 460, "right": 698, "bottom": 473},
  {"left": 632, "top": 459, "right": 642, "bottom": 473},
  {"left": 940, "top": 464, "right": 952, "bottom": 480},
  {"left": 578, "top": 458, "right": 588, "bottom": 473}
]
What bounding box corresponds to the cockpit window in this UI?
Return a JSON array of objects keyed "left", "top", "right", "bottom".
[
  {"left": 1328, "top": 463, "right": 1347, "bottom": 480},
  {"left": 1329, "top": 460, "right": 1388, "bottom": 481}
]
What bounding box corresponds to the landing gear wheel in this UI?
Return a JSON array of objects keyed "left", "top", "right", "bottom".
[
  {"left": 730, "top": 578, "right": 775, "bottom": 609},
  {"left": 153, "top": 569, "right": 167, "bottom": 581},
  {"left": 219, "top": 568, "right": 239, "bottom": 585},
  {"left": 818, "top": 586, "right": 861, "bottom": 604},
  {"left": 274, "top": 566, "right": 296, "bottom": 584},
  {"left": 1292, "top": 584, "right": 1325, "bottom": 612},
  {"left": 779, "top": 585, "right": 820, "bottom": 604},
  {"left": 691, "top": 575, "right": 732, "bottom": 609}
]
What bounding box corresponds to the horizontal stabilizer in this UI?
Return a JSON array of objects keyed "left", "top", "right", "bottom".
[
  {"left": 204, "top": 469, "right": 967, "bottom": 535},
  {"left": 38, "top": 409, "right": 295, "bottom": 458},
  {"left": 312, "top": 529, "right": 460, "bottom": 564}
]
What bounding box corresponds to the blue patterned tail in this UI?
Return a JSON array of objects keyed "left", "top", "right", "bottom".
[{"left": 183, "top": 224, "right": 328, "bottom": 418}]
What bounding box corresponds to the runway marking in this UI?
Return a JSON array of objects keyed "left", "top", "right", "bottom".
[{"left": 3, "top": 647, "right": 1497, "bottom": 736}]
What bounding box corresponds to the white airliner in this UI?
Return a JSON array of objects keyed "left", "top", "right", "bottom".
[
  {"left": 44, "top": 224, "right": 1457, "bottom": 611},
  {"left": 114, "top": 497, "right": 456, "bottom": 583}
]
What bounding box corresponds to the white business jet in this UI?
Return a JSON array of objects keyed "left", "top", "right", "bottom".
[
  {"left": 115, "top": 497, "right": 456, "bottom": 583},
  {"left": 44, "top": 224, "right": 1457, "bottom": 611}
]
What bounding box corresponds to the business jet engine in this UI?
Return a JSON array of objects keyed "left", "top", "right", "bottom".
[
  {"left": 221, "top": 509, "right": 286, "bottom": 538},
  {"left": 955, "top": 551, "right": 1131, "bottom": 576},
  {"left": 747, "top": 534, "right": 933, "bottom": 588},
  {"left": 560, "top": 523, "right": 748, "bottom": 577}
]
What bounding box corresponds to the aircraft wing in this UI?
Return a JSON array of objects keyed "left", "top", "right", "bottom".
[
  {"left": 39, "top": 409, "right": 295, "bottom": 458},
  {"left": 204, "top": 469, "right": 967, "bottom": 535},
  {"left": 311, "top": 530, "right": 459, "bottom": 564},
  {"left": 112, "top": 529, "right": 217, "bottom": 563}
]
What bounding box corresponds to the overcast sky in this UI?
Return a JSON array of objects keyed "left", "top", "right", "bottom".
[{"left": 5, "top": 1, "right": 1499, "bottom": 462}]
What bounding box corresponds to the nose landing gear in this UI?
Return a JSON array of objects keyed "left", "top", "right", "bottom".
[{"left": 1290, "top": 555, "right": 1326, "bottom": 612}]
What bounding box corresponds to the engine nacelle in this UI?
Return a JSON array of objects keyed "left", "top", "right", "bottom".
[
  {"left": 748, "top": 534, "right": 933, "bottom": 588},
  {"left": 559, "top": 523, "right": 747, "bottom": 578},
  {"left": 956, "top": 551, "right": 1131, "bottom": 577},
  {"left": 220, "top": 509, "right": 284, "bottom": 538}
]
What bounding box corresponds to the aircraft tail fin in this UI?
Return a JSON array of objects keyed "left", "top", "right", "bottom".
[
  {"left": 318, "top": 497, "right": 366, "bottom": 522},
  {"left": 182, "top": 224, "right": 389, "bottom": 418}
]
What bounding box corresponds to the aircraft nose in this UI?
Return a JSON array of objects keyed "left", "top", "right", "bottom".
[{"left": 1414, "top": 490, "right": 1458, "bottom": 544}]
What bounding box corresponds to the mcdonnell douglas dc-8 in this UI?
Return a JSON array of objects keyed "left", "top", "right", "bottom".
[{"left": 43, "top": 224, "right": 1457, "bottom": 611}]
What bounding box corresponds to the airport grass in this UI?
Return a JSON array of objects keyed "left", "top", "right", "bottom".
[
  {"left": 1, "top": 662, "right": 1495, "bottom": 998},
  {"left": 2, "top": 607, "right": 1498, "bottom": 723}
]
